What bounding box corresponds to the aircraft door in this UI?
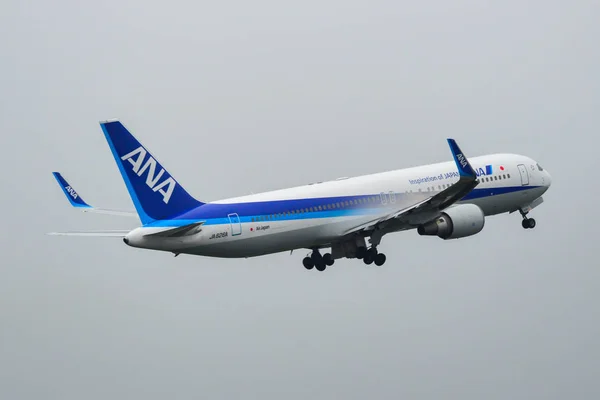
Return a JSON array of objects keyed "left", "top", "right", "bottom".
[
  {"left": 228, "top": 213, "right": 242, "bottom": 236},
  {"left": 517, "top": 164, "right": 529, "bottom": 186}
]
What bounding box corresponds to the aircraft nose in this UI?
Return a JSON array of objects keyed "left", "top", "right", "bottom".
[{"left": 544, "top": 170, "right": 552, "bottom": 188}]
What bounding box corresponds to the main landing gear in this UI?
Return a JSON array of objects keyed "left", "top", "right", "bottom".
[
  {"left": 356, "top": 246, "right": 386, "bottom": 266},
  {"left": 519, "top": 209, "right": 537, "bottom": 229},
  {"left": 303, "top": 250, "right": 335, "bottom": 272},
  {"left": 301, "top": 240, "right": 387, "bottom": 271}
]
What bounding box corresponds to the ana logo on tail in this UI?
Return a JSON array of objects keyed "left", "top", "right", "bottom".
[
  {"left": 457, "top": 153, "right": 468, "bottom": 169},
  {"left": 65, "top": 185, "right": 78, "bottom": 200},
  {"left": 121, "top": 146, "right": 176, "bottom": 204}
]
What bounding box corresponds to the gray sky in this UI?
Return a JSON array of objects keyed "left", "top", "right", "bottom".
[{"left": 1, "top": 0, "right": 599, "bottom": 398}]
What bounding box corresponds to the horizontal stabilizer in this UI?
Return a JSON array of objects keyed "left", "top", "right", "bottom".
[
  {"left": 79, "top": 208, "right": 138, "bottom": 217},
  {"left": 47, "top": 230, "right": 130, "bottom": 237},
  {"left": 143, "top": 221, "right": 205, "bottom": 238}
]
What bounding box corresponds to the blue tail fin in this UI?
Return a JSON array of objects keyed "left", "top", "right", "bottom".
[
  {"left": 100, "top": 120, "right": 203, "bottom": 225},
  {"left": 52, "top": 172, "right": 92, "bottom": 208}
]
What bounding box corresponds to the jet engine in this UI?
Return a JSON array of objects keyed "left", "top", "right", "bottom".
[{"left": 417, "top": 204, "right": 485, "bottom": 239}]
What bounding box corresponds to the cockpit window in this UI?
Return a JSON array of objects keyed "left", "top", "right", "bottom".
[{"left": 537, "top": 163, "right": 544, "bottom": 171}]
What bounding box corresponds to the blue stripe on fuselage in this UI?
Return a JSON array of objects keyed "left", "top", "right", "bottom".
[{"left": 145, "top": 186, "right": 538, "bottom": 228}]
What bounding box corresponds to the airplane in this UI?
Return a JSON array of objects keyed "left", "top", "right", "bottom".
[{"left": 50, "top": 120, "right": 552, "bottom": 271}]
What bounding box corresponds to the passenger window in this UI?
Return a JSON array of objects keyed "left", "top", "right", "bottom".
[
  {"left": 494, "top": 176, "right": 498, "bottom": 180},
  {"left": 507, "top": 174, "right": 511, "bottom": 178},
  {"left": 389, "top": 191, "right": 396, "bottom": 203}
]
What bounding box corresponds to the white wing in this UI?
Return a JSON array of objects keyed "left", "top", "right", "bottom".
[
  {"left": 52, "top": 172, "right": 137, "bottom": 218},
  {"left": 343, "top": 138, "right": 479, "bottom": 235}
]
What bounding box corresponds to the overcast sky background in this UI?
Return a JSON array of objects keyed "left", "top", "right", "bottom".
[{"left": 1, "top": 0, "right": 599, "bottom": 398}]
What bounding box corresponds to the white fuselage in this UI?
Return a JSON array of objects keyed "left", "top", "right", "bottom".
[{"left": 124, "top": 153, "right": 551, "bottom": 257}]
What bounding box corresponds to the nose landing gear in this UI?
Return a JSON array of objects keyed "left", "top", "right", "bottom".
[
  {"left": 519, "top": 208, "right": 537, "bottom": 229},
  {"left": 521, "top": 218, "right": 536, "bottom": 229}
]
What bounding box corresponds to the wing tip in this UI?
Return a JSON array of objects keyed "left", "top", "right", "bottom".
[{"left": 447, "top": 138, "right": 476, "bottom": 178}]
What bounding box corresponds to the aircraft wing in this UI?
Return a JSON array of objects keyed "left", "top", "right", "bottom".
[
  {"left": 52, "top": 172, "right": 137, "bottom": 218},
  {"left": 343, "top": 139, "right": 479, "bottom": 235}
]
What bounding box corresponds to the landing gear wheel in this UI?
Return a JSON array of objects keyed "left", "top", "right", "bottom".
[
  {"left": 311, "top": 251, "right": 326, "bottom": 271},
  {"left": 355, "top": 247, "right": 367, "bottom": 260},
  {"left": 315, "top": 262, "right": 326, "bottom": 272},
  {"left": 363, "top": 248, "right": 377, "bottom": 265},
  {"left": 323, "top": 253, "right": 335, "bottom": 266},
  {"left": 522, "top": 218, "right": 537, "bottom": 229},
  {"left": 302, "top": 257, "right": 314, "bottom": 270},
  {"left": 374, "top": 253, "right": 386, "bottom": 266}
]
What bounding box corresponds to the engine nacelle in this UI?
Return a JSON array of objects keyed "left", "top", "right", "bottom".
[{"left": 417, "top": 204, "right": 485, "bottom": 239}]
